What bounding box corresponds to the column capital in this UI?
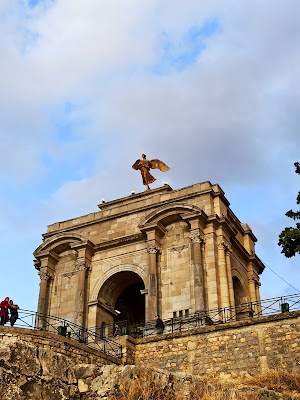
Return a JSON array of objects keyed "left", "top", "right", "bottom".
[
  {"left": 190, "top": 230, "right": 204, "bottom": 244},
  {"left": 217, "top": 238, "right": 226, "bottom": 250},
  {"left": 247, "top": 273, "right": 256, "bottom": 282},
  {"left": 75, "top": 258, "right": 91, "bottom": 272},
  {"left": 38, "top": 266, "right": 54, "bottom": 281},
  {"left": 217, "top": 237, "right": 231, "bottom": 251},
  {"left": 147, "top": 240, "right": 161, "bottom": 254}
]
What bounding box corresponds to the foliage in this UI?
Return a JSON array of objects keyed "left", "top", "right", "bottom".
[{"left": 278, "top": 162, "right": 300, "bottom": 257}]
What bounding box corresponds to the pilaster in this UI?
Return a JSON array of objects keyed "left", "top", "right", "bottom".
[{"left": 217, "top": 238, "right": 230, "bottom": 310}]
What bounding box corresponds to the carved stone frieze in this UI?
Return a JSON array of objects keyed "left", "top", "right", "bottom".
[
  {"left": 61, "top": 271, "right": 77, "bottom": 280},
  {"left": 169, "top": 244, "right": 189, "bottom": 258}
]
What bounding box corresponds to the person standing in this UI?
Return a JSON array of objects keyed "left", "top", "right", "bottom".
[
  {"left": 0, "top": 297, "right": 10, "bottom": 325},
  {"left": 114, "top": 323, "right": 121, "bottom": 337},
  {"left": 9, "top": 300, "right": 19, "bottom": 326},
  {"left": 155, "top": 315, "right": 165, "bottom": 334}
]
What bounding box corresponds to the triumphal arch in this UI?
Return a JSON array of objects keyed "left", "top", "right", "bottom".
[{"left": 34, "top": 182, "right": 264, "bottom": 329}]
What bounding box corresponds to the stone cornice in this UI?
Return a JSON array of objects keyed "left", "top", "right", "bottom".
[
  {"left": 42, "top": 183, "right": 227, "bottom": 239},
  {"left": 230, "top": 237, "right": 265, "bottom": 274},
  {"left": 70, "top": 240, "right": 95, "bottom": 255},
  {"left": 98, "top": 184, "right": 173, "bottom": 210},
  {"left": 181, "top": 210, "right": 208, "bottom": 228},
  {"left": 35, "top": 249, "right": 60, "bottom": 265},
  {"left": 231, "top": 236, "right": 251, "bottom": 261},
  {"left": 249, "top": 253, "right": 265, "bottom": 274},
  {"left": 241, "top": 223, "right": 258, "bottom": 243},
  {"left": 139, "top": 221, "right": 167, "bottom": 237},
  {"left": 94, "top": 233, "right": 145, "bottom": 251},
  {"left": 219, "top": 216, "right": 239, "bottom": 237}
]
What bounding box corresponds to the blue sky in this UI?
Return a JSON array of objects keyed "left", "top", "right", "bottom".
[{"left": 0, "top": 0, "right": 300, "bottom": 312}]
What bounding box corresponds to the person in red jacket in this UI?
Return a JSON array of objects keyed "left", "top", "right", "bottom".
[{"left": 0, "top": 297, "right": 10, "bottom": 325}]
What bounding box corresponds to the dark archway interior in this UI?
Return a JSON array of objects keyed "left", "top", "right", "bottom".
[
  {"left": 99, "top": 271, "right": 145, "bottom": 325},
  {"left": 115, "top": 281, "right": 145, "bottom": 325}
]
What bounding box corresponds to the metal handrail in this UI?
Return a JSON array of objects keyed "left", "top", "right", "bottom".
[
  {"left": 4, "top": 292, "right": 300, "bottom": 344},
  {"left": 101, "top": 292, "right": 300, "bottom": 339},
  {"left": 8, "top": 309, "right": 122, "bottom": 359}
]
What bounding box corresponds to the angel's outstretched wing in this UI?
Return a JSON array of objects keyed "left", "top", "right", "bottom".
[
  {"left": 150, "top": 159, "right": 170, "bottom": 172},
  {"left": 132, "top": 159, "right": 140, "bottom": 170}
]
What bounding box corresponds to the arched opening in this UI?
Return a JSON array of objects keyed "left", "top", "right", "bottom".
[
  {"left": 233, "top": 276, "right": 250, "bottom": 320},
  {"left": 98, "top": 271, "right": 145, "bottom": 326},
  {"left": 233, "top": 276, "right": 245, "bottom": 307}
]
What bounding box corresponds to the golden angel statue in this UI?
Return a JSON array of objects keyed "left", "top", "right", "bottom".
[{"left": 132, "top": 154, "right": 170, "bottom": 190}]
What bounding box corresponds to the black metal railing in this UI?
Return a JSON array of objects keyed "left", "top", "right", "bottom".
[
  {"left": 93, "top": 293, "right": 300, "bottom": 339},
  {"left": 4, "top": 293, "right": 300, "bottom": 345},
  {"left": 10, "top": 310, "right": 122, "bottom": 359}
]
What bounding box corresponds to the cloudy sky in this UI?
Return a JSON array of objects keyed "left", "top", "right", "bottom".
[{"left": 1, "top": 0, "right": 299, "bottom": 313}]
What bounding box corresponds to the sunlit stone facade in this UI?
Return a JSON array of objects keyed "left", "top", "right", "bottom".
[{"left": 34, "top": 182, "right": 264, "bottom": 329}]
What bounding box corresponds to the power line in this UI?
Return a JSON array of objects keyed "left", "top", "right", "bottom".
[{"left": 264, "top": 262, "right": 300, "bottom": 292}]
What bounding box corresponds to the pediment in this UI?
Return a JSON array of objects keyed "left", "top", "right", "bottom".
[{"left": 33, "top": 232, "right": 91, "bottom": 257}]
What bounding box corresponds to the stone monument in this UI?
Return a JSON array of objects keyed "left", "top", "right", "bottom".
[{"left": 34, "top": 181, "right": 264, "bottom": 330}]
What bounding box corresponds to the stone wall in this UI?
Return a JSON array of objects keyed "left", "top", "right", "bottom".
[
  {"left": 0, "top": 326, "right": 121, "bottom": 367},
  {"left": 1, "top": 313, "right": 300, "bottom": 398},
  {"left": 134, "top": 311, "right": 300, "bottom": 376},
  {"left": 0, "top": 326, "right": 121, "bottom": 399}
]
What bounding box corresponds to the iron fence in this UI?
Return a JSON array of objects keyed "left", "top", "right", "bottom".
[
  {"left": 9, "top": 309, "right": 122, "bottom": 359},
  {"left": 97, "top": 292, "right": 300, "bottom": 339},
  {"left": 4, "top": 293, "right": 300, "bottom": 345}
]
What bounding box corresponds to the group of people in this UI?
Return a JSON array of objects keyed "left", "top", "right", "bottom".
[{"left": 0, "top": 297, "right": 19, "bottom": 326}]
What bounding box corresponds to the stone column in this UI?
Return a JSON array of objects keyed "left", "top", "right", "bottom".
[
  {"left": 190, "top": 230, "right": 206, "bottom": 312},
  {"left": 36, "top": 252, "right": 58, "bottom": 329},
  {"left": 37, "top": 268, "right": 52, "bottom": 329},
  {"left": 255, "top": 280, "right": 262, "bottom": 315},
  {"left": 71, "top": 242, "right": 94, "bottom": 329},
  {"left": 75, "top": 258, "right": 91, "bottom": 328},
  {"left": 217, "top": 238, "right": 230, "bottom": 312},
  {"left": 146, "top": 241, "right": 160, "bottom": 320},
  {"left": 225, "top": 247, "right": 235, "bottom": 310},
  {"left": 247, "top": 262, "right": 257, "bottom": 304}
]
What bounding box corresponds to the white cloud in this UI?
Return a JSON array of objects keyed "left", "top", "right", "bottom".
[{"left": 0, "top": 0, "right": 300, "bottom": 309}]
